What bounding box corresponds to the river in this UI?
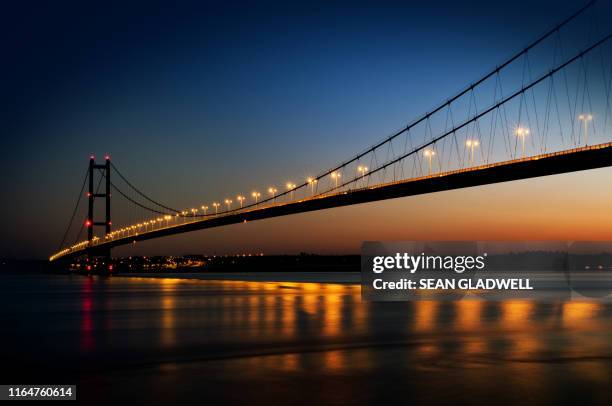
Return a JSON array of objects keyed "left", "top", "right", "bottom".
[{"left": 1, "top": 271, "right": 611, "bottom": 404}]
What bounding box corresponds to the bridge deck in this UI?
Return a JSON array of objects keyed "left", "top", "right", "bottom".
[{"left": 51, "top": 142, "right": 612, "bottom": 261}]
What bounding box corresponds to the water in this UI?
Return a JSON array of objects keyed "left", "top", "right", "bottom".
[{"left": 1, "top": 271, "right": 612, "bottom": 404}]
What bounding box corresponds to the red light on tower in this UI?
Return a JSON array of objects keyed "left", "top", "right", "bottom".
[
  {"left": 108, "top": 265, "right": 114, "bottom": 271},
  {"left": 85, "top": 220, "right": 92, "bottom": 227},
  {"left": 90, "top": 155, "right": 95, "bottom": 160},
  {"left": 105, "top": 155, "right": 110, "bottom": 161}
]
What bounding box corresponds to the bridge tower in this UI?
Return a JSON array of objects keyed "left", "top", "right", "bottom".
[{"left": 87, "top": 155, "right": 111, "bottom": 258}]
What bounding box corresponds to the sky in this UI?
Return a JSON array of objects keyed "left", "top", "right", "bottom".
[{"left": 2, "top": 0, "right": 612, "bottom": 259}]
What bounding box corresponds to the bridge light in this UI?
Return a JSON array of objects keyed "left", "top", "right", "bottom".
[
  {"left": 286, "top": 183, "right": 296, "bottom": 200},
  {"left": 331, "top": 172, "right": 342, "bottom": 188},
  {"left": 423, "top": 149, "right": 436, "bottom": 175},
  {"left": 307, "top": 177, "right": 317, "bottom": 196},
  {"left": 357, "top": 166, "right": 368, "bottom": 180},
  {"left": 85, "top": 220, "right": 92, "bottom": 227},
  {"left": 104, "top": 155, "right": 110, "bottom": 161},
  {"left": 212, "top": 202, "right": 220, "bottom": 214},
  {"left": 224, "top": 199, "right": 233, "bottom": 211},
  {"left": 465, "top": 139, "right": 480, "bottom": 166},
  {"left": 578, "top": 113, "right": 593, "bottom": 146},
  {"left": 515, "top": 126, "right": 529, "bottom": 158},
  {"left": 268, "top": 188, "right": 277, "bottom": 203},
  {"left": 237, "top": 195, "right": 245, "bottom": 208},
  {"left": 201, "top": 205, "right": 209, "bottom": 215},
  {"left": 251, "top": 192, "right": 260, "bottom": 204}
]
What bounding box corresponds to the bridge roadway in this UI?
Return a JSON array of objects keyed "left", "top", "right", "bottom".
[{"left": 52, "top": 142, "right": 612, "bottom": 261}]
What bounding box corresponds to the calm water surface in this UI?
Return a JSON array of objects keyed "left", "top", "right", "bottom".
[{"left": 1, "top": 272, "right": 612, "bottom": 405}]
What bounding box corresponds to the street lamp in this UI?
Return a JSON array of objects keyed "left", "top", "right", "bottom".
[
  {"left": 224, "top": 199, "right": 232, "bottom": 211},
  {"left": 286, "top": 182, "right": 296, "bottom": 200},
  {"left": 251, "top": 192, "right": 261, "bottom": 204},
  {"left": 212, "top": 202, "right": 220, "bottom": 215},
  {"left": 164, "top": 215, "right": 171, "bottom": 227},
  {"left": 201, "top": 205, "right": 208, "bottom": 215},
  {"left": 267, "top": 187, "right": 277, "bottom": 203},
  {"left": 331, "top": 172, "right": 341, "bottom": 189},
  {"left": 578, "top": 113, "right": 593, "bottom": 146},
  {"left": 465, "top": 139, "right": 480, "bottom": 166},
  {"left": 190, "top": 208, "right": 198, "bottom": 220},
  {"left": 515, "top": 126, "right": 529, "bottom": 158},
  {"left": 423, "top": 149, "right": 436, "bottom": 175},
  {"left": 357, "top": 166, "right": 368, "bottom": 183},
  {"left": 307, "top": 177, "right": 317, "bottom": 196},
  {"left": 237, "top": 195, "right": 245, "bottom": 208}
]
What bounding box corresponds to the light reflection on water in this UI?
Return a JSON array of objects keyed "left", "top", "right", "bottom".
[
  {"left": 77, "top": 277, "right": 611, "bottom": 359},
  {"left": 2, "top": 274, "right": 612, "bottom": 404}
]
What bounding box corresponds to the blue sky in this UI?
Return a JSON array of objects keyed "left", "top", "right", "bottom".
[{"left": 2, "top": 0, "right": 611, "bottom": 258}]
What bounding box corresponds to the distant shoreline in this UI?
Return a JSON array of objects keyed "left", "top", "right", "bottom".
[{"left": 113, "top": 271, "right": 360, "bottom": 284}]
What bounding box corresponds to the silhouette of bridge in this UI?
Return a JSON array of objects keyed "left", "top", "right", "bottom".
[{"left": 50, "top": 1, "right": 612, "bottom": 264}]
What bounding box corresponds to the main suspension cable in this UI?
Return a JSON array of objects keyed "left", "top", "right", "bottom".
[
  {"left": 57, "top": 167, "right": 88, "bottom": 250},
  {"left": 110, "top": 161, "right": 180, "bottom": 213}
]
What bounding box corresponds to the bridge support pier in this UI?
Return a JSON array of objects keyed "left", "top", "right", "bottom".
[{"left": 87, "top": 155, "right": 113, "bottom": 268}]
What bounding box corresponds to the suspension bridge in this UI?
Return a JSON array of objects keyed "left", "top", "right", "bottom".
[{"left": 50, "top": 1, "right": 612, "bottom": 266}]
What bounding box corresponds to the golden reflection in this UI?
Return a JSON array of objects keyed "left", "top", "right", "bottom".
[
  {"left": 281, "top": 295, "right": 296, "bottom": 338},
  {"left": 323, "top": 350, "right": 346, "bottom": 371},
  {"left": 498, "top": 300, "right": 541, "bottom": 359},
  {"left": 508, "top": 333, "right": 541, "bottom": 359},
  {"left": 202, "top": 280, "right": 363, "bottom": 340},
  {"left": 160, "top": 280, "right": 178, "bottom": 347},
  {"left": 322, "top": 291, "right": 342, "bottom": 337},
  {"left": 249, "top": 295, "right": 260, "bottom": 325},
  {"left": 417, "top": 343, "right": 440, "bottom": 357},
  {"left": 265, "top": 295, "right": 276, "bottom": 326},
  {"left": 562, "top": 301, "right": 602, "bottom": 328},
  {"left": 279, "top": 353, "right": 299, "bottom": 372},
  {"left": 413, "top": 301, "right": 438, "bottom": 332},
  {"left": 501, "top": 300, "right": 535, "bottom": 329},
  {"left": 454, "top": 300, "right": 484, "bottom": 330},
  {"left": 462, "top": 339, "right": 486, "bottom": 355},
  {"left": 302, "top": 291, "right": 319, "bottom": 315}
]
